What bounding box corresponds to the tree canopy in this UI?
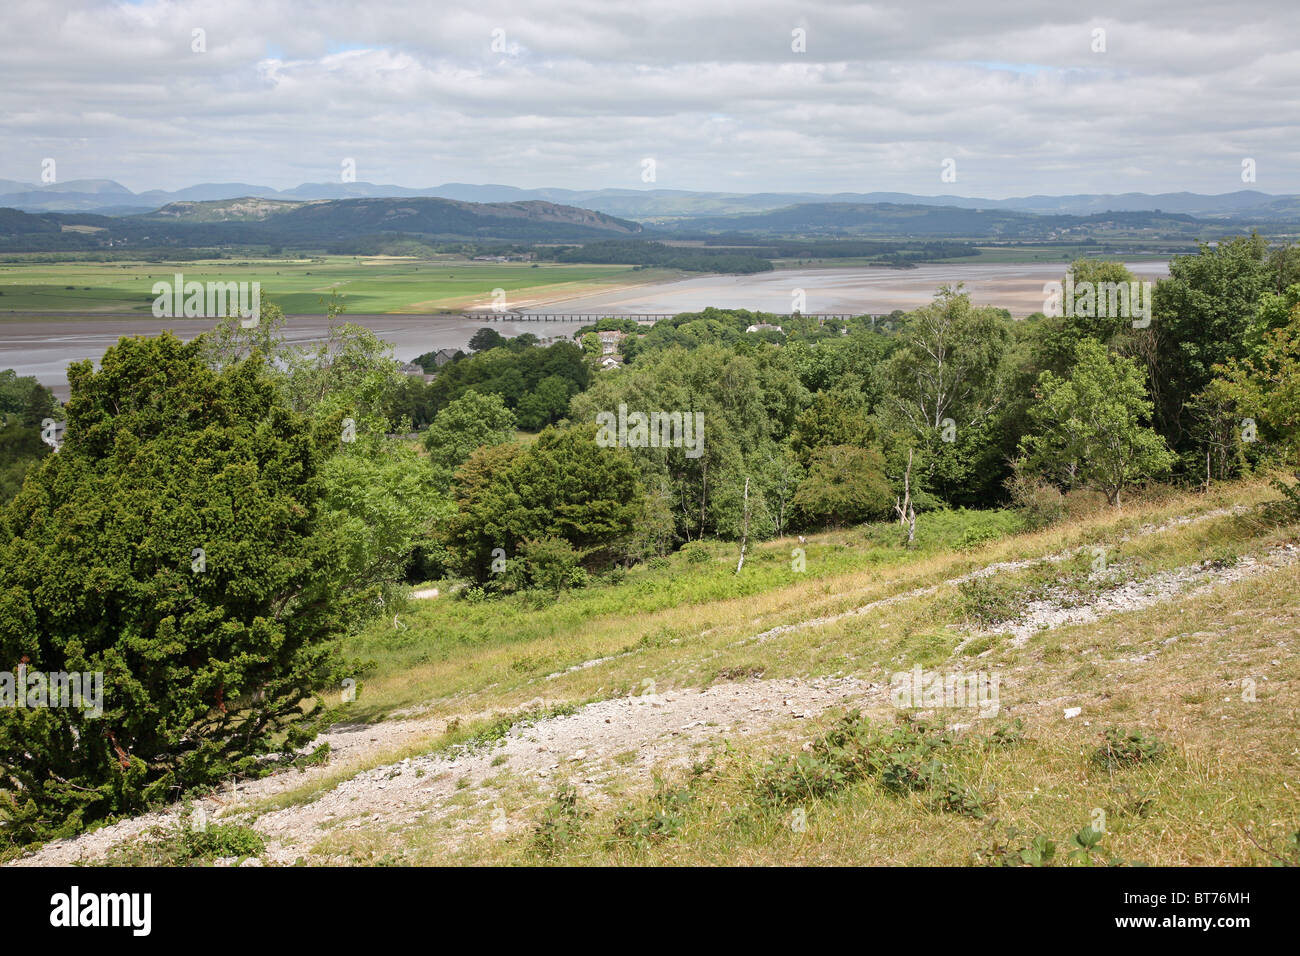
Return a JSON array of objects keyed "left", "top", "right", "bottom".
[{"left": 0, "top": 334, "right": 359, "bottom": 839}]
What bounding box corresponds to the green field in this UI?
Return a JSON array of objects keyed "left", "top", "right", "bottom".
[{"left": 0, "top": 257, "right": 674, "bottom": 314}]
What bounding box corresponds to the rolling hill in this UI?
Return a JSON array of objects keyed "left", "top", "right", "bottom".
[
  {"left": 0, "top": 192, "right": 1280, "bottom": 251},
  {"left": 0, "top": 196, "right": 644, "bottom": 250}
]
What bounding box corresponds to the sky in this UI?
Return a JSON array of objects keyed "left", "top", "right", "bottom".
[{"left": 2, "top": 0, "right": 1297, "bottom": 197}]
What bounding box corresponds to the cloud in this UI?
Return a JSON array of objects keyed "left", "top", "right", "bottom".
[{"left": 1, "top": 0, "right": 1296, "bottom": 195}]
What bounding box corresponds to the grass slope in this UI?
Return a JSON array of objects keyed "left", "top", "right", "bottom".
[{"left": 26, "top": 478, "right": 1300, "bottom": 867}]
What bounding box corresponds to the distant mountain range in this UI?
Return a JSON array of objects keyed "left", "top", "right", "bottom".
[{"left": 3, "top": 177, "right": 1300, "bottom": 222}]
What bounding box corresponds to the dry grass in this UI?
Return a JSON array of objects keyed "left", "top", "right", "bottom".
[{"left": 350, "top": 480, "right": 1269, "bottom": 723}]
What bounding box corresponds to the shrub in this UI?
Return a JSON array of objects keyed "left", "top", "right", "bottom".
[
  {"left": 754, "top": 751, "right": 851, "bottom": 807},
  {"left": 531, "top": 784, "right": 587, "bottom": 857},
  {"left": 974, "top": 822, "right": 1131, "bottom": 867},
  {"left": 455, "top": 703, "right": 577, "bottom": 754},
  {"left": 929, "top": 778, "right": 993, "bottom": 817},
  {"left": 972, "top": 823, "right": 1057, "bottom": 867},
  {"left": 958, "top": 577, "right": 1011, "bottom": 629},
  {"left": 511, "top": 536, "right": 582, "bottom": 594},
  {"left": 1062, "top": 488, "right": 1110, "bottom": 521},
  {"left": 959, "top": 525, "right": 1002, "bottom": 550},
  {"left": 611, "top": 783, "right": 695, "bottom": 849},
  {"left": 1267, "top": 472, "right": 1300, "bottom": 524},
  {"left": 681, "top": 542, "right": 711, "bottom": 564},
  {"left": 104, "top": 814, "right": 265, "bottom": 867},
  {"left": 1093, "top": 727, "right": 1167, "bottom": 769},
  {"left": 754, "top": 712, "right": 964, "bottom": 809},
  {"left": 1067, "top": 826, "right": 1109, "bottom": 865},
  {"left": 989, "top": 718, "right": 1027, "bottom": 749},
  {"left": 1005, "top": 464, "right": 1065, "bottom": 530}
]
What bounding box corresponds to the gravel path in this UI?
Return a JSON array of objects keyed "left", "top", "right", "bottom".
[
  {"left": 12, "top": 676, "right": 884, "bottom": 866},
  {"left": 747, "top": 506, "right": 1244, "bottom": 647},
  {"left": 999, "top": 546, "right": 1300, "bottom": 647}
]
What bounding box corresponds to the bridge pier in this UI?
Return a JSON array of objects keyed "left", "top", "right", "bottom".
[{"left": 452, "top": 312, "right": 888, "bottom": 324}]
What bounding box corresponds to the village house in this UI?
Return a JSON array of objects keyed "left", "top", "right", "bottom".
[
  {"left": 430, "top": 348, "right": 460, "bottom": 367},
  {"left": 597, "top": 330, "right": 625, "bottom": 356},
  {"left": 395, "top": 360, "right": 434, "bottom": 382}
]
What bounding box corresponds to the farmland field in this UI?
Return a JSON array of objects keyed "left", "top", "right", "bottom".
[{"left": 0, "top": 257, "right": 676, "bottom": 314}]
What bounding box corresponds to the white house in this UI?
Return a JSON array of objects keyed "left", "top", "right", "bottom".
[{"left": 597, "top": 330, "right": 625, "bottom": 355}]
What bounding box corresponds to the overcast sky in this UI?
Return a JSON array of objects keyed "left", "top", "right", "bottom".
[{"left": 3, "top": 0, "right": 1297, "bottom": 197}]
